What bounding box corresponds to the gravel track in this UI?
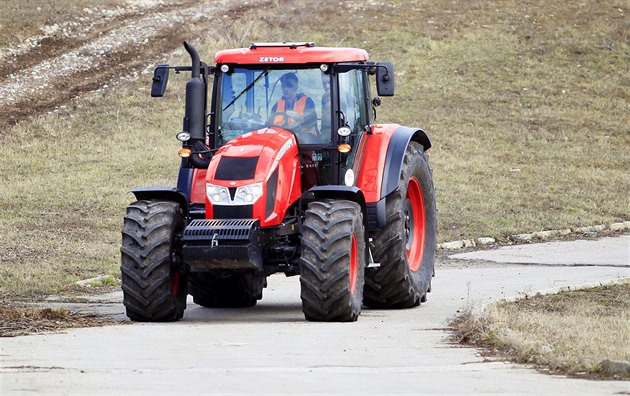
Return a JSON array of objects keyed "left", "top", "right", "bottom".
[{"left": 0, "top": 0, "right": 263, "bottom": 130}]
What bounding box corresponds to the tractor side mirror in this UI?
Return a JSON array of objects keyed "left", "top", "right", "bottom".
[
  {"left": 376, "top": 62, "right": 395, "bottom": 96},
  {"left": 151, "top": 64, "right": 170, "bottom": 97}
]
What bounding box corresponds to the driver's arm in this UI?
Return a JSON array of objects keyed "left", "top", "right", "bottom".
[{"left": 303, "top": 97, "right": 318, "bottom": 130}]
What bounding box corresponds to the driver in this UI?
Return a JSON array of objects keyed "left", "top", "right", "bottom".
[{"left": 270, "top": 72, "right": 318, "bottom": 139}]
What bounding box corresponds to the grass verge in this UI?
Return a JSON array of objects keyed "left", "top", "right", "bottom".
[{"left": 450, "top": 281, "right": 630, "bottom": 380}]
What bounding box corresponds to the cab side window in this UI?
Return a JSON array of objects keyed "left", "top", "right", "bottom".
[{"left": 338, "top": 69, "right": 369, "bottom": 134}]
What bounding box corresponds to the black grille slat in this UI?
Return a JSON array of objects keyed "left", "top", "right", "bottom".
[{"left": 183, "top": 219, "right": 258, "bottom": 241}]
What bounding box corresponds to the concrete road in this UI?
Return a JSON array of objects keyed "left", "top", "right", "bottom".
[
  {"left": 449, "top": 234, "right": 630, "bottom": 266},
  {"left": 1, "top": 236, "right": 629, "bottom": 395}
]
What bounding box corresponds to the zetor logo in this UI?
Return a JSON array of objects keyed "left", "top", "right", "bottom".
[{"left": 259, "top": 56, "right": 285, "bottom": 63}]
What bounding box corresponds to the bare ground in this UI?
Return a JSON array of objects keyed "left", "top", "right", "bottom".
[{"left": 0, "top": 0, "right": 266, "bottom": 131}]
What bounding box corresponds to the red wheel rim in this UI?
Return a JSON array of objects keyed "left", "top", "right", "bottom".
[
  {"left": 349, "top": 234, "right": 358, "bottom": 294},
  {"left": 171, "top": 271, "right": 180, "bottom": 295},
  {"left": 405, "top": 176, "right": 425, "bottom": 271}
]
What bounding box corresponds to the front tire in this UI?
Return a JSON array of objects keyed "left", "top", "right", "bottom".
[
  {"left": 120, "top": 200, "right": 188, "bottom": 321},
  {"left": 299, "top": 199, "right": 366, "bottom": 322},
  {"left": 364, "top": 141, "right": 437, "bottom": 308}
]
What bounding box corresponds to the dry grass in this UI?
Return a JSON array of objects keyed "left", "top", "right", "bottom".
[
  {"left": 0, "top": 302, "right": 113, "bottom": 337},
  {"left": 1, "top": 1, "right": 627, "bottom": 295},
  {"left": 212, "top": 0, "right": 630, "bottom": 241},
  {"left": 451, "top": 281, "right": 630, "bottom": 379},
  {"left": 0, "top": 80, "right": 185, "bottom": 296}
]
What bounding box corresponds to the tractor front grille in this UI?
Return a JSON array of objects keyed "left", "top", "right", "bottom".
[
  {"left": 183, "top": 219, "right": 258, "bottom": 241},
  {"left": 213, "top": 205, "right": 253, "bottom": 219}
]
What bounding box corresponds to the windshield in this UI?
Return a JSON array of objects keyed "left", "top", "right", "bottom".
[{"left": 218, "top": 67, "right": 331, "bottom": 146}]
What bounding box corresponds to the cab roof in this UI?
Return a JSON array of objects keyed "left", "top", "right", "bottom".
[{"left": 214, "top": 42, "right": 370, "bottom": 65}]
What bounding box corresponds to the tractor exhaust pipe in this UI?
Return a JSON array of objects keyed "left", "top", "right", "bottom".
[
  {"left": 182, "top": 41, "right": 209, "bottom": 168},
  {"left": 185, "top": 41, "right": 201, "bottom": 79}
]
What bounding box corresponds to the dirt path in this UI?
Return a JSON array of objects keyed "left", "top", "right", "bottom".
[{"left": 0, "top": 0, "right": 264, "bottom": 130}]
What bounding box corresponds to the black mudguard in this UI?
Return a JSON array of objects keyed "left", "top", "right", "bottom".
[
  {"left": 130, "top": 187, "right": 189, "bottom": 215},
  {"left": 308, "top": 185, "right": 371, "bottom": 231},
  {"left": 381, "top": 126, "right": 431, "bottom": 200}
]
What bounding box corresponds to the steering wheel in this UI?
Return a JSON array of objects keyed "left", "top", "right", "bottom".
[
  {"left": 227, "top": 112, "right": 265, "bottom": 131},
  {"left": 267, "top": 111, "right": 303, "bottom": 132}
]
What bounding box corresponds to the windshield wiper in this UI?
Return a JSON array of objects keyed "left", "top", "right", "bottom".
[{"left": 222, "top": 67, "right": 271, "bottom": 111}]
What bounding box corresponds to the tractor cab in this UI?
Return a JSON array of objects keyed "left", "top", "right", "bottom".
[{"left": 208, "top": 42, "right": 389, "bottom": 190}]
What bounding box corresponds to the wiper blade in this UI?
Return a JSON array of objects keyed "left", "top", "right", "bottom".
[{"left": 223, "top": 67, "right": 271, "bottom": 111}]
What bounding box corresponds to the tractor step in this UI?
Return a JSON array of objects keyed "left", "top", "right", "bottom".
[{"left": 182, "top": 219, "right": 262, "bottom": 271}]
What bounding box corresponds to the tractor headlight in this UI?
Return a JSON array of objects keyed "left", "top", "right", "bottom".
[
  {"left": 176, "top": 131, "right": 191, "bottom": 142},
  {"left": 234, "top": 183, "right": 263, "bottom": 205},
  {"left": 206, "top": 182, "right": 263, "bottom": 205},
  {"left": 206, "top": 184, "right": 230, "bottom": 205}
]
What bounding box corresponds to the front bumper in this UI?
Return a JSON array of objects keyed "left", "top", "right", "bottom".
[{"left": 182, "top": 219, "right": 262, "bottom": 271}]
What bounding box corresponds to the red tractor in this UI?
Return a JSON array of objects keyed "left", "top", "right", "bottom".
[{"left": 121, "top": 41, "right": 437, "bottom": 322}]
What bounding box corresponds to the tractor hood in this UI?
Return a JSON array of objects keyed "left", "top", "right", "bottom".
[
  {"left": 209, "top": 128, "right": 298, "bottom": 183},
  {"left": 219, "top": 129, "right": 281, "bottom": 159},
  {"left": 205, "top": 127, "right": 302, "bottom": 227}
]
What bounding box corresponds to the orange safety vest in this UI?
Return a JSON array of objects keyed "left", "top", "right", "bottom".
[
  {"left": 273, "top": 96, "right": 308, "bottom": 125},
  {"left": 273, "top": 96, "right": 317, "bottom": 136}
]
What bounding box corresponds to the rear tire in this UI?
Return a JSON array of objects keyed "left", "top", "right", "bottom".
[
  {"left": 300, "top": 199, "right": 365, "bottom": 322},
  {"left": 188, "top": 272, "right": 265, "bottom": 308},
  {"left": 121, "top": 200, "right": 188, "bottom": 322},
  {"left": 364, "top": 141, "right": 437, "bottom": 308}
]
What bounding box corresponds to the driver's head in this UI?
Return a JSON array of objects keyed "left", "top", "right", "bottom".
[{"left": 280, "top": 72, "right": 298, "bottom": 102}]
